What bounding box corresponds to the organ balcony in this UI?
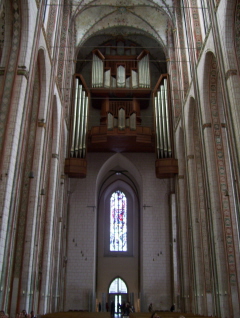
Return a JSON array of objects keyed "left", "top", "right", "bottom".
[{"left": 87, "top": 97, "right": 155, "bottom": 153}]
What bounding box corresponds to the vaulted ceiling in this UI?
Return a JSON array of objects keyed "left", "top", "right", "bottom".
[{"left": 72, "top": 0, "right": 175, "bottom": 73}]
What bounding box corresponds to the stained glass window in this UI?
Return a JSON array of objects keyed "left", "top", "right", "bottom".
[{"left": 110, "top": 190, "right": 127, "bottom": 251}]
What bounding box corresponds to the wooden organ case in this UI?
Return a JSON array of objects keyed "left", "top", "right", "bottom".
[{"left": 88, "top": 47, "right": 154, "bottom": 153}]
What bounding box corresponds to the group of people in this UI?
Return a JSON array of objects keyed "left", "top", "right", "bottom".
[{"left": 109, "top": 300, "right": 135, "bottom": 316}]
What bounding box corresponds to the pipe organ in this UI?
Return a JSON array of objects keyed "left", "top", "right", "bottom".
[
  {"left": 91, "top": 49, "right": 150, "bottom": 90},
  {"left": 138, "top": 52, "right": 150, "bottom": 88},
  {"left": 65, "top": 75, "right": 89, "bottom": 178},
  {"left": 106, "top": 100, "right": 138, "bottom": 131},
  {"left": 92, "top": 50, "right": 104, "bottom": 88},
  {"left": 70, "top": 78, "right": 89, "bottom": 158},
  {"left": 88, "top": 44, "right": 154, "bottom": 153},
  {"left": 65, "top": 41, "right": 178, "bottom": 178},
  {"left": 153, "top": 75, "right": 178, "bottom": 178},
  {"left": 154, "top": 77, "right": 171, "bottom": 159}
]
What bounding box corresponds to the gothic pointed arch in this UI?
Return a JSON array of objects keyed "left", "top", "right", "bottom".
[
  {"left": 11, "top": 48, "right": 48, "bottom": 314},
  {"left": 199, "top": 50, "right": 239, "bottom": 317},
  {"left": 109, "top": 277, "right": 128, "bottom": 294},
  {"left": 96, "top": 154, "right": 140, "bottom": 313}
]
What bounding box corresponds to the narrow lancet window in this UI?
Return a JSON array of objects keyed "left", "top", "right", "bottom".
[{"left": 110, "top": 190, "right": 127, "bottom": 251}]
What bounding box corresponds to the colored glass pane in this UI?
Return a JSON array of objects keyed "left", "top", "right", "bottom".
[{"left": 110, "top": 190, "right": 127, "bottom": 251}]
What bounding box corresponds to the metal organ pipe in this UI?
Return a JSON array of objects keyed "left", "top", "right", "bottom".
[
  {"left": 161, "top": 84, "right": 168, "bottom": 158},
  {"left": 70, "top": 78, "right": 79, "bottom": 157},
  {"left": 75, "top": 84, "right": 83, "bottom": 158},
  {"left": 92, "top": 54, "right": 95, "bottom": 87},
  {"left": 83, "top": 95, "right": 89, "bottom": 158},
  {"left": 97, "top": 56, "right": 100, "bottom": 87},
  {"left": 154, "top": 96, "right": 160, "bottom": 159},
  {"left": 70, "top": 80, "right": 89, "bottom": 159},
  {"left": 154, "top": 78, "right": 172, "bottom": 159},
  {"left": 157, "top": 90, "right": 164, "bottom": 158},
  {"left": 104, "top": 69, "right": 111, "bottom": 88},
  {"left": 131, "top": 70, "right": 138, "bottom": 88},
  {"left": 79, "top": 91, "right": 86, "bottom": 158},
  {"left": 164, "top": 79, "right": 171, "bottom": 157},
  {"left": 118, "top": 108, "right": 125, "bottom": 130},
  {"left": 79, "top": 92, "right": 88, "bottom": 158},
  {"left": 92, "top": 54, "right": 103, "bottom": 88},
  {"left": 138, "top": 54, "right": 150, "bottom": 88},
  {"left": 117, "top": 65, "right": 125, "bottom": 88}
]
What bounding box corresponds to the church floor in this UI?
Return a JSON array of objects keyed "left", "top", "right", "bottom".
[{"left": 42, "top": 312, "right": 212, "bottom": 318}]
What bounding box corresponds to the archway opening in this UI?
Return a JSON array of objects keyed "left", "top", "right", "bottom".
[{"left": 109, "top": 277, "right": 128, "bottom": 315}]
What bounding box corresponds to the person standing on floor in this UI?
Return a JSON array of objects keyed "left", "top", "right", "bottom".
[
  {"left": 110, "top": 301, "right": 115, "bottom": 316},
  {"left": 148, "top": 303, "right": 153, "bottom": 312}
]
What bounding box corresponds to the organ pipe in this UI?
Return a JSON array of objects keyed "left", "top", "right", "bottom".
[
  {"left": 161, "top": 84, "right": 168, "bottom": 157},
  {"left": 70, "top": 78, "right": 79, "bottom": 157},
  {"left": 70, "top": 78, "right": 89, "bottom": 159},
  {"left": 118, "top": 108, "right": 125, "bottom": 130},
  {"left": 164, "top": 79, "right": 171, "bottom": 157},
  {"left": 154, "top": 76, "right": 172, "bottom": 159},
  {"left": 138, "top": 54, "right": 150, "bottom": 88},
  {"left": 91, "top": 50, "right": 151, "bottom": 89},
  {"left": 92, "top": 53, "right": 104, "bottom": 88},
  {"left": 117, "top": 65, "right": 125, "bottom": 87},
  {"left": 74, "top": 84, "right": 82, "bottom": 158},
  {"left": 78, "top": 91, "right": 85, "bottom": 158},
  {"left": 157, "top": 91, "right": 164, "bottom": 158},
  {"left": 104, "top": 69, "right": 111, "bottom": 88},
  {"left": 155, "top": 95, "right": 161, "bottom": 159},
  {"left": 131, "top": 70, "right": 138, "bottom": 88},
  {"left": 81, "top": 93, "right": 88, "bottom": 158}
]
